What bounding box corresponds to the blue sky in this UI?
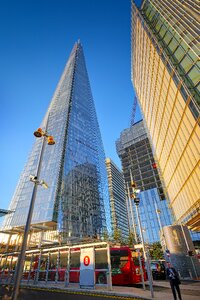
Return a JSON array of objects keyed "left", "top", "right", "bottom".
[{"left": 1, "top": 0, "right": 142, "bottom": 209}]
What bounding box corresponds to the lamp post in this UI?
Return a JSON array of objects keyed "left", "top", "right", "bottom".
[
  {"left": 129, "top": 169, "right": 153, "bottom": 296},
  {"left": 12, "top": 122, "right": 55, "bottom": 300},
  {"left": 134, "top": 197, "right": 154, "bottom": 298},
  {"left": 126, "top": 183, "right": 145, "bottom": 290}
]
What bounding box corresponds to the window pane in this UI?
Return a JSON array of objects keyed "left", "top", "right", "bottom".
[
  {"left": 164, "top": 31, "right": 173, "bottom": 45},
  {"left": 187, "top": 65, "right": 200, "bottom": 85},
  {"left": 174, "top": 46, "right": 186, "bottom": 62},
  {"left": 159, "top": 24, "right": 167, "bottom": 38},
  {"left": 168, "top": 38, "right": 179, "bottom": 53},
  {"left": 180, "top": 55, "right": 193, "bottom": 73}
]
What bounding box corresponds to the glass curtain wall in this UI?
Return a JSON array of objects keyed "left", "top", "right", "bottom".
[{"left": 3, "top": 42, "right": 111, "bottom": 240}]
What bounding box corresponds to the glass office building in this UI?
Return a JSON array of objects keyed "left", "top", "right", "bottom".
[
  {"left": 105, "top": 158, "right": 129, "bottom": 239},
  {"left": 3, "top": 41, "right": 111, "bottom": 240},
  {"left": 132, "top": 188, "right": 172, "bottom": 244},
  {"left": 116, "top": 121, "right": 173, "bottom": 244},
  {"left": 131, "top": 0, "right": 200, "bottom": 231}
]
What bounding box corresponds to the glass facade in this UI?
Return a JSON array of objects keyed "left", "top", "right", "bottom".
[
  {"left": 141, "top": 0, "right": 200, "bottom": 108},
  {"left": 131, "top": 1, "right": 200, "bottom": 231},
  {"left": 131, "top": 188, "right": 172, "bottom": 244},
  {"left": 3, "top": 42, "right": 111, "bottom": 239},
  {"left": 116, "top": 121, "right": 167, "bottom": 201},
  {"left": 116, "top": 121, "right": 173, "bottom": 243},
  {"left": 105, "top": 158, "right": 129, "bottom": 238}
]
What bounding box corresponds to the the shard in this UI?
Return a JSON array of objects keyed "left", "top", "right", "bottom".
[{"left": 3, "top": 41, "right": 111, "bottom": 241}]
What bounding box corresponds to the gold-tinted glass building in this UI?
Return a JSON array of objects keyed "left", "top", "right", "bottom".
[{"left": 131, "top": 0, "right": 200, "bottom": 230}]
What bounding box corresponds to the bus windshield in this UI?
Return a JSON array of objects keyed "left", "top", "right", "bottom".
[{"left": 110, "top": 249, "right": 130, "bottom": 275}]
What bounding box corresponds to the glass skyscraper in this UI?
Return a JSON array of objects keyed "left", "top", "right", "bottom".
[
  {"left": 131, "top": 0, "right": 200, "bottom": 231},
  {"left": 116, "top": 121, "right": 173, "bottom": 244},
  {"left": 3, "top": 41, "right": 111, "bottom": 241},
  {"left": 132, "top": 188, "right": 172, "bottom": 244},
  {"left": 105, "top": 158, "right": 129, "bottom": 239}
]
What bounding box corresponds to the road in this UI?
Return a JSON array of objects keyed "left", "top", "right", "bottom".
[
  {"left": 0, "top": 286, "right": 146, "bottom": 300},
  {"left": 1, "top": 281, "right": 200, "bottom": 300}
]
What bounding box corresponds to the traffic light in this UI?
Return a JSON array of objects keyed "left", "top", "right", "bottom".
[{"left": 131, "top": 181, "right": 136, "bottom": 188}]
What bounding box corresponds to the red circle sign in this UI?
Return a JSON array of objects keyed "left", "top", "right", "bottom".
[{"left": 83, "top": 255, "right": 90, "bottom": 266}]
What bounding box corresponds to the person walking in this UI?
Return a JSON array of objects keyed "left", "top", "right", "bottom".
[{"left": 166, "top": 262, "right": 182, "bottom": 300}]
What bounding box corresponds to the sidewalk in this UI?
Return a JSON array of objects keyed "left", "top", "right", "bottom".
[
  {"left": 107, "top": 281, "right": 200, "bottom": 300},
  {"left": 1, "top": 280, "right": 200, "bottom": 300},
  {"left": 110, "top": 280, "right": 200, "bottom": 299},
  {"left": 21, "top": 279, "right": 200, "bottom": 300}
]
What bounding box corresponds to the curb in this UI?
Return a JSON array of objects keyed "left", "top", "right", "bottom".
[
  {"left": 0, "top": 284, "right": 150, "bottom": 300},
  {"left": 23, "top": 285, "right": 150, "bottom": 300}
]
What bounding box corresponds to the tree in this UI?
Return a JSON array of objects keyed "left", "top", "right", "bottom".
[
  {"left": 112, "top": 228, "right": 122, "bottom": 244},
  {"left": 109, "top": 228, "right": 127, "bottom": 245},
  {"left": 127, "top": 231, "right": 141, "bottom": 247},
  {"left": 102, "top": 229, "right": 109, "bottom": 242},
  {"left": 149, "top": 242, "right": 164, "bottom": 260}
]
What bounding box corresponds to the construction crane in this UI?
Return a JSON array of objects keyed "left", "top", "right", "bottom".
[{"left": 130, "top": 95, "right": 138, "bottom": 127}]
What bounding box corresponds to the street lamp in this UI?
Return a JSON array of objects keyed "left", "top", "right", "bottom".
[
  {"left": 126, "top": 183, "right": 145, "bottom": 290},
  {"left": 129, "top": 169, "right": 153, "bottom": 295},
  {"left": 134, "top": 197, "right": 154, "bottom": 298},
  {"left": 12, "top": 122, "right": 55, "bottom": 300},
  {"left": 34, "top": 127, "right": 55, "bottom": 145}
]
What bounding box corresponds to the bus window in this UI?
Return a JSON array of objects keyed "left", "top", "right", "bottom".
[
  {"left": 23, "top": 254, "right": 33, "bottom": 280},
  {"left": 95, "top": 249, "right": 108, "bottom": 269},
  {"left": 95, "top": 249, "right": 108, "bottom": 285},
  {"left": 60, "top": 250, "right": 68, "bottom": 268},
  {"left": 70, "top": 251, "right": 80, "bottom": 268},
  {"left": 48, "top": 251, "right": 58, "bottom": 281},
  {"left": 110, "top": 249, "right": 129, "bottom": 270},
  {"left": 69, "top": 251, "right": 80, "bottom": 283},
  {"left": 131, "top": 251, "right": 140, "bottom": 266},
  {"left": 49, "top": 251, "right": 58, "bottom": 270},
  {"left": 58, "top": 250, "right": 68, "bottom": 281},
  {"left": 38, "top": 252, "right": 49, "bottom": 281}
]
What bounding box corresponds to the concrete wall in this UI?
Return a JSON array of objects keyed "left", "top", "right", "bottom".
[{"left": 163, "top": 225, "right": 200, "bottom": 279}]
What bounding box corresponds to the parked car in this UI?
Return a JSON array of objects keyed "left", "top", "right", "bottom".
[{"left": 150, "top": 260, "right": 166, "bottom": 280}]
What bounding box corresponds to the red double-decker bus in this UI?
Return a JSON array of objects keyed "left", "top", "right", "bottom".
[
  {"left": 0, "top": 244, "right": 146, "bottom": 286},
  {"left": 96, "top": 246, "right": 146, "bottom": 285}
]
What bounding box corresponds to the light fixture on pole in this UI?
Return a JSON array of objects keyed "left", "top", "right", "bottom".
[
  {"left": 129, "top": 169, "right": 149, "bottom": 292},
  {"left": 134, "top": 197, "right": 154, "bottom": 298},
  {"left": 126, "top": 182, "right": 145, "bottom": 291},
  {"left": 129, "top": 167, "right": 154, "bottom": 298},
  {"left": 12, "top": 120, "right": 55, "bottom": 300},
  {"left": 29, "top": 175, "right": 49, "bottom": 189}
]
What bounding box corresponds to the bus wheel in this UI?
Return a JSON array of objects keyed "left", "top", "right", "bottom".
[{"left": 97, "top": 273, "right": 106, "bottom": 284}]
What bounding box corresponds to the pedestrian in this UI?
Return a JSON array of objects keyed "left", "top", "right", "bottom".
[{"left": 166, "top": 262, "right": 182, "bottom": 300}]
